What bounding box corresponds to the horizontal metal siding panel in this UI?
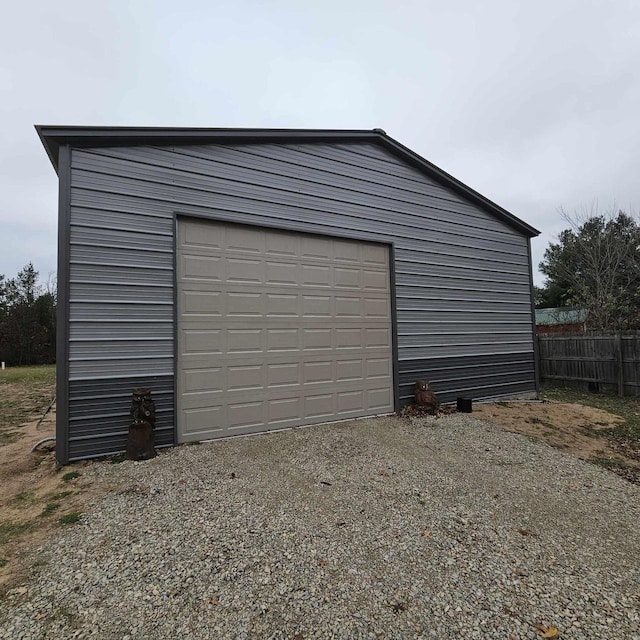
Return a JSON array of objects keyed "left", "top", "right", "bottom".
[
  {"left": 396, "top": 264, "right": 531, "bottom": 290},
  {"left": 65, "top": 141, "right": 535, "bottom": 459},
  {"left": 69, "top": 357, "right": 174, "bottom": 380},
  {"left": 398, "top": 341, "right": 534, "bottom": 360},
  {"left": 69, "top": 302, "right": 173, "bottom": 320},
  {"left": 69, "top": 339, "right": 171, "bottom": 358},
  {"left": 69, "top": 321, "right": 174, "bottom": 340},
  {"left": 100, "top": 144, "right": 524, "bottom": 242},
  {"left": 395, "top": 298, "right": 533, "bottom": 313},
  {"left": 69, "top": 283, "right": 172, "bottom": 303},
  {"left": 397, "top": 310, "right": 532, "bottom": 323},
  {"left": 70, "top": 207, "right": 175, "bottom": 233},
  {"left": 70, "top": 263, "right": 174, "bottom": 285},
  {"left": 398, "top": 331, "right": 534, "bottom": 347},
  {"left": 396, "top": 285, "right": 531, "bottom": 306},
  {"left": 70, "top": 225, "right": 173, "bottom": 251},
  {"left": 69, "top": 400, "right": 173, "bottom": 423},
  {"left": 71, "top": 153, "right": 526, "bottom": 258},
  {"left": 67, "top": 375, "right": 174, "bottom": 460},
  {"left": 71, "top": 172, "right": 525, "bottom": 263},
  {"left": 70, "top": 244, "right": 172, "bottom": 268},
  {"left": 68, "top": 429, "right": 174, "bottom": 462},
  {"left": 400, "top": 380, "right": 535, "bottom": 405},
  {"left": 69, "top": 375, "right": 174, "bottom": 399},
  {"left": 399, "top": 321, "right": 534, "bottom": 335},
  {"left": 398, "top": 352, "right": 536, "bottom": 404}
]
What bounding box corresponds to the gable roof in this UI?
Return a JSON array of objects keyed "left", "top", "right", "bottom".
[{"left": 35, "top": 126, "right": 540, "bottom": 238}]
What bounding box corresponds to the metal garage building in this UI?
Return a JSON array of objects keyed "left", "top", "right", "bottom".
[{"left": 37, "top": 127, "right": 540, "bottom": 464}]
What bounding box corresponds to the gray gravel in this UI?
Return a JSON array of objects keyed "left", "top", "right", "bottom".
[{"left": 1, "top": 413, "right": 639, "bottom": 640}]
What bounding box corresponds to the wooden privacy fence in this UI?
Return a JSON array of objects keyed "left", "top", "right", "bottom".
[{"left": 537, "top": 334, "right": 640, "bottom": 396}]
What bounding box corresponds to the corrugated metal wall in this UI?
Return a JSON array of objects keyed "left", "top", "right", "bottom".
[{"left": 67, "top": 141, "right": 535, "bottom": 460}]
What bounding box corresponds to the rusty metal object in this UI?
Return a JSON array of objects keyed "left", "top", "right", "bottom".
[{"left": 126, "top": 388, "right": 157, "bottom": 460}]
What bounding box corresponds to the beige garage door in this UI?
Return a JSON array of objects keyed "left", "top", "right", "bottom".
[{"left": 177, "top": 219, "right": 394, "bottom": 442}]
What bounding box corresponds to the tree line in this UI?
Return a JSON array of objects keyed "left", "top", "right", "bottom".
[
  {"left": 0, "top": 263, "right": 56, "bottom": 366},
  {"left": 535, "top": 206, "right": 640, "bottom": 331}
]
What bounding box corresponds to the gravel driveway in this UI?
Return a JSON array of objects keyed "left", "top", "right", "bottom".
[{"left": 1, "top": 414, "right": 639, "bottom": 640}]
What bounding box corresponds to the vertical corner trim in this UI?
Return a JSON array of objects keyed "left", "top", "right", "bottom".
[{"left": 56, "top": 145, "right": 72, "bottom": 464}]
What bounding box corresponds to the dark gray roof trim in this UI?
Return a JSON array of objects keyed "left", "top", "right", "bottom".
[{"left": 35, "top": 125, "right": 540, "bottom": 237}]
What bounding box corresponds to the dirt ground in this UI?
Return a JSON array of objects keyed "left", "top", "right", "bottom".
[
  {"left": 473, "top": 400, "right": 640, "bottom": 481},
  {"left": 0, "top": 397, "right": 90, "bottom": 591}
]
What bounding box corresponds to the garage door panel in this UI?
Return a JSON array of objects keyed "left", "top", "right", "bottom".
[
  {"left": 301, "top": 235, "right": 332, "bottom": 260},
  {"left": 228, "top": 401, "right": 264, "bottom": 429},
  {"left": 182, "top": 367, "right": 223, "bottom": 393},
  {"left": 227, "top": 225, "right": 265, "bottom": 254},
  {"left": 179, "top": 219, "right": 225, "bottom": 251},
  {"left": 337, "top": 390, "right": 365, "bottom": 414},
  {"left": 267, "top": 362, "right": 301, "bottom": 387},
  {"left": 265, "top": 261, "right": 298, "bottom": 285},
  {"left": 335, "top": 267, "right": 360, "bottom": 288},
  {"left": 181, "top": 254, "right": 223, "bottom": 281},
  {"left": 177, "top": 219, "right": 394, "bottom": 441},
  {"left": 267, "top": 328, "right": 300, "bottom": 352},
  {"left": 368, "top": 387, "right": 394, "bottom": 410},
  {"left": 182, "top": 329, "right": 223, "bottom": 355},
  {"left": 182, "top": 406, "right": 225, "bottom": 438},
  {"left": 182, "top": 290, "right": 223, "bottom": 316},
  {"left": 303, "top": 328, "right": 332, "bottom": 350},
  {"left": 226, "top": 257, "right": 263, "bottom": 283},
  {"left": 336, "top": 358, "right": 364, "bottom": 382},
  {"left": 227, "top": 291, "right": 263, "bottom": 317},
  {"left": 364, "top": 297, "right": 390, "bottom": 319},
  {"left": 227, "top": 364, "right": 264, "bottom": 391},
  {"left": 268, "top": 397, "right": 302, "bottom": 424},
  {"left": 227, "top": 329, "right": 263, "bottom": 353},
  {"left": 366, "top": 357, "right": 392, "bottom": 379},
  {"left": 303, "top": 360, "right": 333, "bottom": 384},
  {"left": 266, "top": 293, "right": 298, "bottom": 316},
  {"left": 335, "top": 328, "right": 362, "bottom": 349},
  {"left": 363, "top": 244, "right": 388, "bottom": 266},
  {"left": 305, "top": 393, "right": 335, "bottom": 418},
  {"left": 365, "top": 327, "right": 391, "bottom": 348},
  {"left": 266, "top": 232, "right": 299, "bottom": 257}
]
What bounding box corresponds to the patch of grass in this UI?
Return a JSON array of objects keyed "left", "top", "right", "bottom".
[
  {"left": 40, "top": 502, "right": 61, "bottom": 516},
  {"left": 11, "top": 491, "right": 37, "bottom": 506},
  {"left": 0, "top": 557, "right": 7, "bottom": 568},
  {"left": 62, "top": 471, "right": 80, "bottom": 482},
  {"left": 590, "top": 457, "right": 631, "bottom": 470},
  {"left": 0, "top": 521, "right": 34, "bottom": 544},
  {"left": 0, "top": 365, "right": 56, "bottom": 438},
  {"left": 110, "top": 453, "right": 126, "bottom": 464},
  {"left": 59, "top": 512, "right": 82, "bottom": 525},
  {"left": 0, "top": 365, "right": 56, "bottom": 386}
]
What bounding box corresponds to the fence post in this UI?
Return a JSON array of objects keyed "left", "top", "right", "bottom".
[{"left": 616, "top": 334, "right": 624, "bottom": 397}]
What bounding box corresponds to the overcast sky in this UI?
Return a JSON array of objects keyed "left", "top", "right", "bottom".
[{"left": 2, "top": 0, "right": 639, "bottom": 287}]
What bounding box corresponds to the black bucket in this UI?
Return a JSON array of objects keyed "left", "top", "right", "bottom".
[{"left": 457, "top": 397, "right": 473, "bottom": 413}]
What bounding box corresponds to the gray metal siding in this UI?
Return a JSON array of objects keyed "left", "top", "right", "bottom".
[{"left": 66, "top": 141, "right": 535, "bottom": 460}]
